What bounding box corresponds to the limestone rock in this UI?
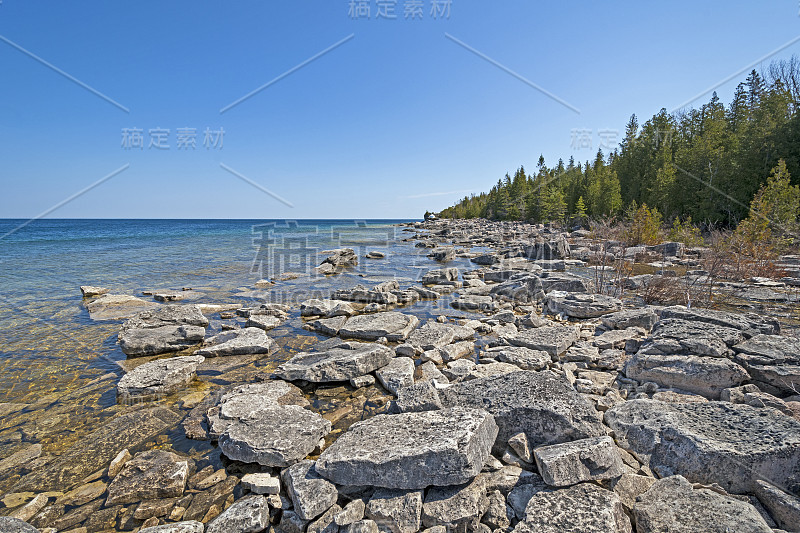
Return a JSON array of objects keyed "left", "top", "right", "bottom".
[
  {"left": 485, "top": 346, "right": 550, "bottom": 371},
  {"left": 275, "top": 343, "right": 394, "bottom": 383},
  {"left": 196, "top": 327, "right": 277, "bottom": 357},
  {"left": 0, "top": 518, "right": 39, "bottom": 533},
  {"left": 117, "top": 355, "right": 204, "bottom": 401},
  {"left": 513, "top": 483, "right": 631, "bottom": 533},
  {"left": 106, "top": 450, "right": 188, "bottom": 505},
  {"left": 545, "top": 292, "right": 622, "bottom": 319},
  {"left": 206, "top": 495, "right": 270, "bottom": 533},
  {"left": 533, "top": 436, "right": 625, "bottom": 487},
  {"left": 376, "top": 357, "right": 415, "bottom": 395},
  {"left": 753, "top": 479, "right": 800, "bottom": 532},
  {"left": 284, "top": 461, "right": 339, "bottom": 520},
  {"left": 421, "top": 477, "right": 488, "bottom": 529},
  {"left": 241, "top": 473, "right": 280, "bottom": 495},
  {"left": 605, "top": 399, "right": 800, "bottom": 494},
  {"left": 317, "top": 408, "right": 498, "bottom": 489},
  {"left": 437, "top": 371, "right": 605, "bottom": 453},
  {"left": 339, "top": 313, "right": 420, "bottom": 342},
  {"left": 600, "top": 308, "right": 658, "bottom": 332},
  {"left": 633, "top": 475, "right": 772, "bottom": 533},
  {"left": 86, "top": 293, "right": 157, "bottom": 320},
  {"left": 139, "top": 522, "right": 205, "bottom": 533},
  {"left": 365, "top": 488, "right": 423, "bottom": 533},
  {"left": 734, "top": 334, "right": 800, "bottom": 395},
  {"left": 503, "top": 326, "right": 579, "bottom": 357}
]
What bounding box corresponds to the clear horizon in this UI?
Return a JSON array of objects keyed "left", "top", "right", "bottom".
[{"left": 1, "top": 1, "right": 799, "bottom": 219}]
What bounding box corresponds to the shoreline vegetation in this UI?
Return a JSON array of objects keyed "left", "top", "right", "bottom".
[
  {"left": 437, "top": 57, "right": 800, "bottom": 261},
  {"left": 2, "top": 216, "right": 800, "bottom": 532}
]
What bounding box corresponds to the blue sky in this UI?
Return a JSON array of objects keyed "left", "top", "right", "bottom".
[{"left": 0, "top": 0, "right": 798, "bottom": 219}]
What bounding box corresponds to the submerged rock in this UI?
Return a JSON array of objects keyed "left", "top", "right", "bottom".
[
  {"left": 633, "top": 475, "right": 772, "bottom": 533},
  {"left": 106, "top": 449, "right": 188, "bottom": 505},
  {"left": 117, "top": 355, "right": 204, "bottom": 401},
  {"left": 86, "top": 293, "right": 157, "bottom": 320},
  {"left": 0, "top": 518, "right": 39, "bottom": 533},
  {"left": 118, "top": 305, "right": 209, "bottom": 356},
  {"left": 605, "top": 399, "right": 800, "bottom": 494},
  {"left": 316, "top": 408, "right": 498, "bottom": 489},
  {"left": 196, "top": 327, "right": 277, "bottom": 357},
  {"left": 275, "top": 342, "right": 394, "bottom": 383}
]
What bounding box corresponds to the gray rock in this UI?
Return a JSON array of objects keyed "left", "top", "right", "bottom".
[
  {"left": 533, "top": 436, "right": 625, "bottom": 487},
  {"left": 513, "top": 483, "right": 631, "bottom": 533},
  {"left": 106, "top": 449, "right": 188, "bottom": 505},
  {"left": 284, "top": 460, "right": 339, "bottom": 520},
  {"left": 209, "top": 381, "right": 309, "bottom": 438},
  {"left": 545, "top": 292, "right": 622, "bottom": 318},
  {"left": 659, "top": 305, "right": 780, "bottom": 337},
  {"left": 624, "top": 352, "right": 750, "bottom": 399},
  {"left": 0, "top": 518, "right": 39, "bottom": 533},
  {"left": 301, "top": 299, "right": 357, "bottom": 318},
  {"left": 644, "top": 318, "right": 742, "bottom": 356},
  {"left": 344, "top": 519, "right": 379, "bottom": 533},
  {"left": 633, "top": 475, "right": 772, "bottom": 533},
  {"left": 421, "top": 477, "right": 488, "bottom": 529},
  {"left": 86, "top": 293, "right": 157, "bottom": 320},
  {"left": 408, "top": 322, "right": 465, "bottom": 351},
  {"left": 80, "top": 285, "right": 109, "bottom": 298},
  {"left": 366, "top": 488, "right": 423, "bottom": 533},
  {"left": 119, "top": 325, "right": 207, "bottom": 357},
  {"left": 489, "top": 275, "right": 545, "bottom": 304},
  {"left": 308, "top": 503, "right": 342, "bottom": 533},
  {"left": 275, "top": 343, "right": 395, "bottom": 383},
  {"left": 316, "top": 408, "right": 498, "bottom": 489},
  {"left": 471, "top": 254, "right": 500, "bottom": 266},
  {"left": 394, "top": 380, "right": 443, "bottom": 413},
  {"left": 117, "top": 355, "right": 204, "bottom": 401},
  {"left": 734, "top": 334, "right": 800, "bottom": 394},
  {"left": 339, "top": 313, "right": 420, "bottom": 342},
  {"left": 122, "top": 304, "right": 210, "bottom": 330},
  {"left": 196, "top": 327, "right": 277, "bottom": 357},
  {"left": 503, "top": 325, "right": 578, "bottom": 357},
  {"left": 277, "top": 509, "right": 310, "bottom": 533},
  {"left": 605, "top": 399, "right": 800, "bottom": 494},
  {"left": 335, "top": 499, "right": 366, "bottom": 526},
  {"left": 753, "top": 479, "right": 800, "bottom": 532},
  {"left": 485, "top": 346, "right": 550, "bottom": 370},
  {"left": 600, "top": 308, "right": 658, "bottom": 331},
  {"left": 206, "top": 495, "right": 271, "bottom": 533},
  {"left": 246, "top": 314, "right": 283, "bottom": 331},
  {"left": 428, "top": 248, "right": 456, "bottom": 263},
  {"left": 319, "top": 248, "right": 358, "bottom": 272},
  {"left": 481, "top": 490, "right": 511, "bottom": 529},
  {"left": 539, "top": 272, "right": 592, "bottom": 293},
  {"left": 351, "top": 374, "right": 376, "bottom": 388},
  {"left": 308, "top": 316, "right": 349, "bottom": 336},
  {"left": 438, "top": 371, "right": 605, "bottom": 452},
  {"left": 218, "top": 404, "right": 331, "bottom": 467},
  {"left": 376, "top": 357, "right": 415, "bottom": 396},
  {"left": 241, "top": 472, "right": 281, "bottom": 495},
  {"left": 450, "top": 295, "right": 496, "bottom": 312},
  {"left": 139, "top": 522, "right": 205, "bottom": 533},
  {"left": 606, "top": 473, "right": 656, "bottom": 512},
  {"left": 331, "top": 285, "right": 399, "bottom": 305}
]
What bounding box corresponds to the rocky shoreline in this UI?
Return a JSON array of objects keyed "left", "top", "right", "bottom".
[{"left": 2, "top": 218, "right": 800, "bottom": 532}]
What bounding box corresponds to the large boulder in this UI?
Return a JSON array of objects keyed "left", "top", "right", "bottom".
[
  {"left": 623, "top": 353, "right": 749, "bottom": 399},
  {"left": 316, "top": 408, "right": 498, "bottom": 489},
  {"left": 209, "top": 382, "right": 329, "bottom": 467},
  {"left": 605, "top": 399, "right": 800, "bottom": 494},
  {"left": 338, "top": 312, "right": 419, "bottom": 342},
  {"left": 733, "top": 334, "right": 800, "bottom": 394},
  {"left": 633, "top": 475, "right": 772, "bottom": 533},
  {"left": 512, "top": 483, "right": 631, "bottom": 533},
  {"left": 502, "top": 326, "right": 579, "bottom": 357},
  {"left": 659, "top": 306, "right": 780, "bottom": 337},
  {"left": 437, "top": 371, "right": 605, "bottom": 453},
  {"left": 195, "top": 327, "right": 277, "bottom": 357},
  {"left": 283, "top": 460, "right": 339, "bottom": 520},
  {"left": 642, "top": 318, "right": 743, "bottom": 357},
  {"left": 117, "top": 305, "right": 210, "bottom": 357},
  {"left": 117, "top": 355, "right": 204, "bottom": 401},
  {"left": 545, "top": 292, "right": 622, "bottom": 319},
  {"left": 274, "top": 342, "right": 394, "bottom": 383}
]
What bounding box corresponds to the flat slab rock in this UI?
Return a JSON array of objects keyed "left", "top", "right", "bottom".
[
  {"left": 513, "top": 483, "right": 631, "bottom": 533},
  {"left": 274, "top": 342, "right": 394, "bottom": 382},
  {"left": 437, "top": 370, "right": 605, "bottom": 453},
  {"left": 502, "top": 326, "right": 578, "bottom": 357},
  {"left": 139, "top": 522, "right": 205, "bottom": 533},
  {"left": 118, "top": 305, "right": 210, "bottom": 356},
  {"left": 117, "top": 355, "right": 204, "bottom": 401},
  {"left": 545, "top": 292, "right": 622, "bottom": 318},
  {"left": 734, "top": 334, "right": 800, "bottom": 394},
  {"left": 659, "top": 305, "right": 780, "bottom": 337},
  {"left": 634, "top": 475, "right": 772, "bottom": 533},
  {"left": 338, "top": 312, "right": 420, "bottom": 342},
  {"left": 196, "top": 327, "right": 277, "bottom": 357},
  {"left": 0, "top": 518, "right": 39, "bottom": 533},
  {"left": 316, "top": 407, "right": 498, "bottom": 489},
  {"left": 85, "top": 293, "right": 157, "bottom": 320},
  {"left": 605, "top": 399, "right": 800, "bottom": 494},
  {"left": 407, "top": 321, "right": 474, "bottom": 351},
  {"left": 106, "top": 449, "right": 189, "bottom": 505}
]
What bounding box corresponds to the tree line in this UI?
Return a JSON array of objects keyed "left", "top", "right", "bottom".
[{"left": 439, "top": 57, "right": 800, "bottom": 230}]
